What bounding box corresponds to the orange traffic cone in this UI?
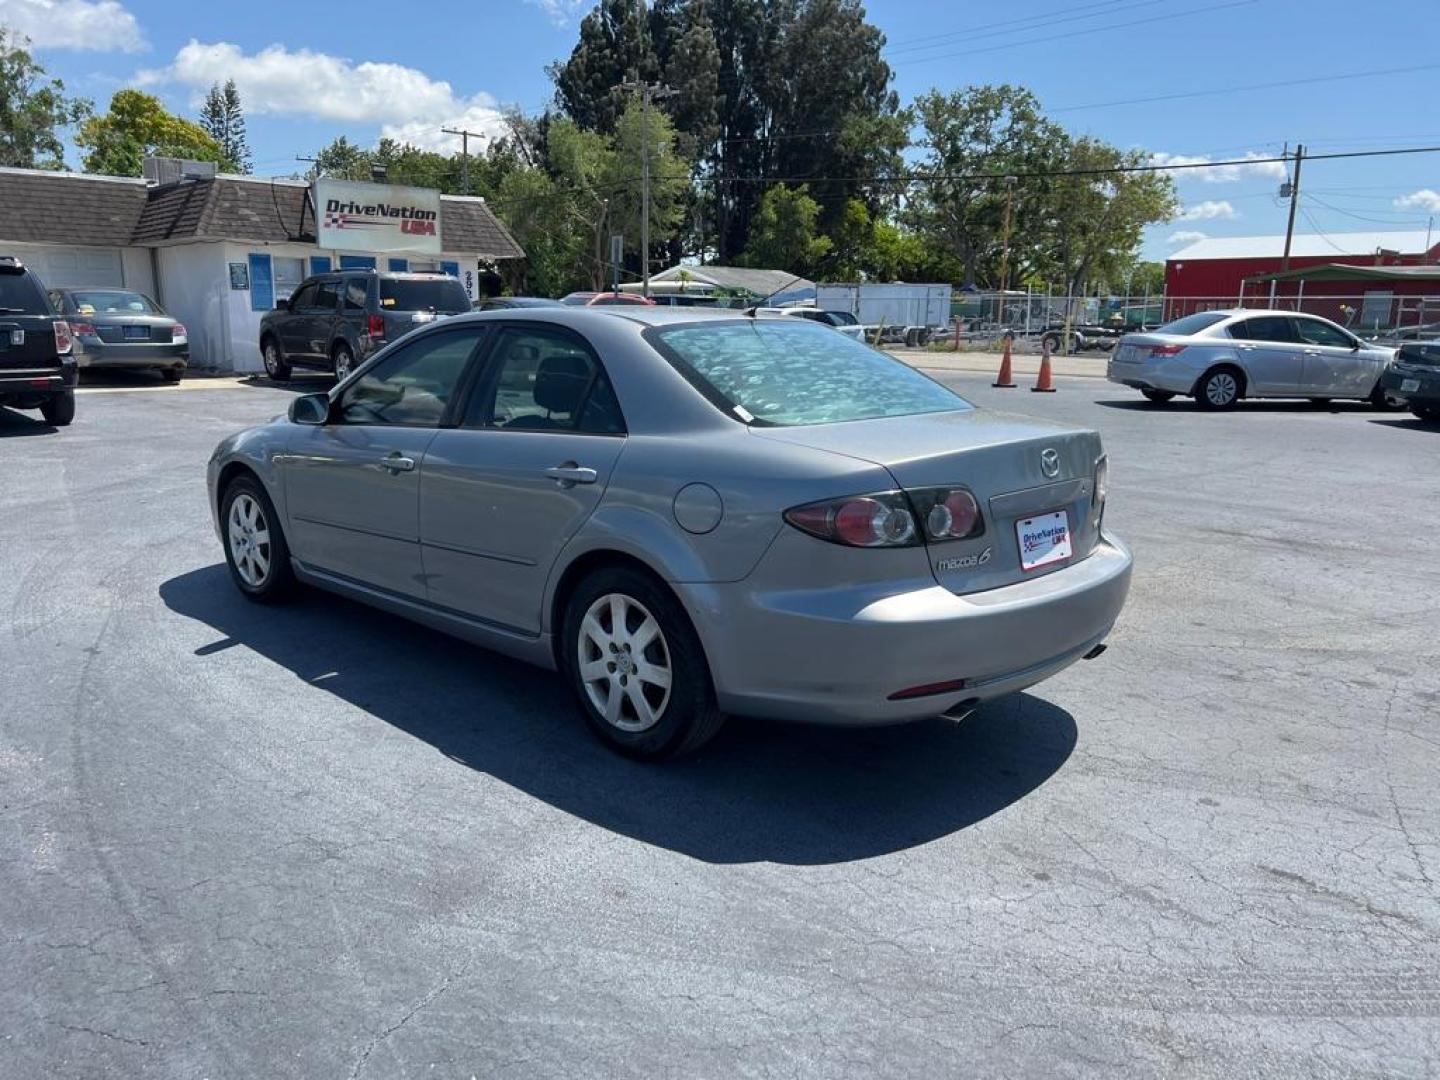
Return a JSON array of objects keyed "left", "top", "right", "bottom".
[
  {"left": 1032, "top": 338, "right": 1057, "bottom": 393},
  {"left": 993, "top": 336, "right": 1016, "bottom": 388}
]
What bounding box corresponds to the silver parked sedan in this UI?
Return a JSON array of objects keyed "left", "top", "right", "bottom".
[
  {"left": 208, "top": 309, "right": 1131, "bottom": 758},
  {"left": 1108, "top": 309, "right": 1398, "bottom": 409}
]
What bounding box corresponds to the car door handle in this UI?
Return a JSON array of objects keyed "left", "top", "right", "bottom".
[
  {"left": 544, "top": 463, "right": 598, "bottom": 486},
  {"left": 379, "top": 453, "right": 415, "bottom": 474}
]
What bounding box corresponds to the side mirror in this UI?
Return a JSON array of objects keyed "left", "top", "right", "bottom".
[{"left": 289, "top": 393, "right": 329, "bottom": 425}]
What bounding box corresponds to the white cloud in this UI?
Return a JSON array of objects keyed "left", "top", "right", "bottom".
[
  {"left": 1167, "top": 230, "right": 1208, "bottom": 246},
  {"left": 0, "top": 0, "right": 144, "bottom": 52},
  {"left": 1395, "top": 188, "right": 1440, "bottom": 213},
  {"left": 138, "top": 41, "right": 507, "bottom": 153},
  {"left": 1177, "top": 200, "right": 1237, "bottom": 222},
  {"left": 526, "top": 0, "right": 590, "bottom": 27},
  {"left": 1149, "top": 150, "right": 1287, "bottom": 184}
]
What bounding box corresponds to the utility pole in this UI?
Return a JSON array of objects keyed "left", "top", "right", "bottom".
[
  {"left": 1281, "top": 143, "right": 1305, "bottom": 272},
  {"left": 442, "top": 127, "right": 486, "bottom": 195},
  {"left": 998, "top": 175, "right": 1017, "bottom": 294},
  {"left": 295, "top": 154, "right": 319, "bottom": 180},
  {"left": 620, "top": 79, "right": 676, "bottom": 297}
]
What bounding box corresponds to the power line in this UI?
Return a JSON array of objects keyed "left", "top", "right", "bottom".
[
  {"left": 1053, "top": 61, "right": 1440, "bottom": 113},
  {"left": 886, "top": 0, "right": 1173, "bottom": 57}
]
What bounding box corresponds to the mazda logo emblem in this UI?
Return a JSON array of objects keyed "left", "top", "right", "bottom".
[{"left": 1040, "top": 448, "right": 1060, "bottom": 478}]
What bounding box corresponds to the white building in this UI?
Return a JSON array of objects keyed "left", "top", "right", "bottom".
[{"left": 0, "top": 163, "right": 524, "bottom": 373}]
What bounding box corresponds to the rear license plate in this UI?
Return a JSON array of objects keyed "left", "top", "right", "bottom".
[
  {"left": 1401, "top": 378, "right": 1420, "bottom": 393},
  {"left": 123, "top": 326, "right": 150, "bottom": 340},
  {"left": 1017, "top": 510, "right": 1073, "bottom": 571}
]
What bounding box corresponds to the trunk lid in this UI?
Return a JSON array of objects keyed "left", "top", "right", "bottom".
[
  {"left": 87, "top": 315, "right": 175, "bottom": 344},
  {"left": 750, "top": 409, "right": 1104, "bottom": 595}
]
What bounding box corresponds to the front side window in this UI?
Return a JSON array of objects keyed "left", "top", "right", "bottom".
[
  {"left": 288, "top": 282, "right": 317, "bottom": 310},
  {"left": 1229, "top": 316, "right": 1297, "bottom": 344},
  {"left": 468, "top": 327, "right": 624, "bottom": 434},
  {"left": 337, "top": 329, "right": 485, "bottom": 427},
  {"left": 649, "top": 319, "right": 970, "bottom": 426},
  {"left": 313, "top": 282, "right": 340, "bottom": 310},
  {"left": 1293, "top": 318, "right": 1355, "bottom": 348}
]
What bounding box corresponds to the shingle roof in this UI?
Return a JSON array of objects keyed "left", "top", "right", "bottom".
[
  {"left": 0, "top": 168, "right": 149, "bottom": 247},
  {"left": 1170, "top": 230, "right": 1439, "bottom": 262},
  {"left": 132, "top": 177, "right": 525, "bottom": 259}
]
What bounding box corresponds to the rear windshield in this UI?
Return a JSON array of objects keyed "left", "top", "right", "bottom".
[
  {"left": 0, "top": 271, "right": 51, "bottom": 315},
  {"left": 649, "top": 319, "right": 970, "bottom": 426},
  {"left": 68, "top": 290, "right": 158, "bottom": 315},
  {"left": 1156, "top": 312, "right": 1230, "bottom": 335},
  {"left": 379, "top": 278, "right": 470, "bottom": 313}
]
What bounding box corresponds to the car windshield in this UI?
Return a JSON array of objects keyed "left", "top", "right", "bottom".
[
  {"left": 649, "top": 319, "right": 970, "bottom": 426},
  {"left": 0, "top": 270, "right": 50, "bottom": 314},
  {"left": 1156, "top": 312, "right": 1230, "bottom": 335},
  {"left": 379, "top": 278, "right": 470, "bottom": 313},
  {"left": 68, "top": 290, "right": 158, "bottom": 315}
]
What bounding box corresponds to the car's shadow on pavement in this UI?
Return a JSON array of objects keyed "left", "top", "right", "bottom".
[
  {"left": 239, "top": 374, "right": 335, "bottom": 394},
  {"left": 1370, "top": 417, "right": 1440, "bottom": 433},
  {"left": 161, "top": 564, "right": 1077, "bottom": 866},
  {"left": 1096, "top": 397, "right": 1383, "bottom": 414},
  {"left": 0, "top": 407, "right": 58, "bottom": 436}
]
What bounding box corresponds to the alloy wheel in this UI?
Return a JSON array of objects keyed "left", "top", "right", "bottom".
[
  {"left": 334, "top": 348, "right": 355, "bottom": 380},
  {"left": 577, "top": 593, "right": 673, "bottom": 733},
  {"left": 263, "top": 343, "right": 280, "bottom": 377},
  {"left": 1206, "top": 372, "right": 1238, "bottom": 407},
  {"left": 227, "top": 492, "right": 272, "bottom": 587}
]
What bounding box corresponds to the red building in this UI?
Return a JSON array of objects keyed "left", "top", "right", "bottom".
[{"left": 1165, "top": 230, "right": 1440, "bottom": 328}]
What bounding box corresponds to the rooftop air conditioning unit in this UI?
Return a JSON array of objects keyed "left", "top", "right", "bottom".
[{"left": 142, "top": 156, "right": 219, "bottom": 186}]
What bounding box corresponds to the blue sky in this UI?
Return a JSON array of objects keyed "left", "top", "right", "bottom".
[{"left": 4, "top": 0, "right": 1437, "bottom": 261}]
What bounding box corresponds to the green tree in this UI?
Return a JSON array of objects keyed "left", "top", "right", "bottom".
[
  {"left": 492, "top": 167, "right": 591, "bottom": 297},
  {"left": 77, "top": 90, "right": 224, "bottom": 177},
  {"left": 0, "top": 29, "right": 91, "bottom": 169},
  {"left": 741, "top": 184, "right": 831, "bottom": 274},
  {"left": 199, "top": 79, "right": 250, "bottom": 173},
  {"left": 549, "top": 0, "right": 658, "bottom": 134},
  {"left": 603, "top": 95, "right": 689, "bottom": 275}
]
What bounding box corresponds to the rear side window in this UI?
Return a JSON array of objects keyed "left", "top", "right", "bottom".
[
  {"left": 649, "top": 319, "right": 969, "bottom": 426},
  {"left": 1229, "top": 316, "right": 1297, "bottom": 343},
  {"left": 380, "top": 277, "right": 470, "bottom": 313},
  {"left": 1155, "top": 312, "right": 1229, "bottom": 335},
  {"left": 0, "top": 271, "right": 51, "bottom": 315},
  {"left": 343, "top": 278, "right": 368, "bottom": 310}
]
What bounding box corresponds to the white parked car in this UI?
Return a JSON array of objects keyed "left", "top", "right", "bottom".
[{"left": 747, "top": 306, "right": 867, "bottom": 341}]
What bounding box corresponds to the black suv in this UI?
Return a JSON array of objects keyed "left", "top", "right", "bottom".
[
  {"left": 0, "top": 256, "right": 76, "bottom": 427},
  {"left": 258, "top": 269, "right": 470, "bottom": 381}
]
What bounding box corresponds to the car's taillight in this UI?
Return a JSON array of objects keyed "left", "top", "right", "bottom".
[
  {"left": 367, "top": 314, "right": 386, "bottom": 338},
  {"left": 70, "top": 321, "right": 96, "bottom": 336},
  {"left": 53, "top": 320, "right": 72, "bottom": 355},
  {"left": 907, "top": 487, "right": 984, "bottom": 542},
  {"left": 172, "top": 322, "right": 187, "bottom": 343},
  {"left": 785, "top": 492, "right": 918, "bottom": 548},
  {"left": 783, "top": 486, "right": 986, "bottom": 548},
  {"left": 1149, "top": 344, "right": 1186, "bottom": 357}
]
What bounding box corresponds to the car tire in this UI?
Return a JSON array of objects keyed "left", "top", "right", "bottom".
[
  {"left": 1412, "top": 405, "right": 1440, "bottom": 423},
  {"left": 220, "top": 475, "right": 296, "bottom": 603},
  {"left": 162, "top": 367, "right": 183, "bottom": 384},
  {"left": 1140, "top": 389, "right": 1176, "bottom": 403},
  {"left": 332, "top": 344, "right": 356, "bottom": 382},
  {"left": 1368, "top": 384, "right": 1402, "bottom": 410},
  {"left": 1041, "top": 332, "right": 1062, "bottom": 355},
  {"left": 1195, "top": 366, "right": 1243, "bottom": 410},
  {"left": 562, "top": 566, "right": 724, "bottom": 760},
  {"left": 262, "top": 336, "right": 291, "bottom": 381},
  {"left": 39, "top": 392, "right": 75, "bottom": 426}
]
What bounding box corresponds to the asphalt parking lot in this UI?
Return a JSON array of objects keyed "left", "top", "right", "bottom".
[{"left": 3, "top": 370, "right": 1438, "bottom": 1078}]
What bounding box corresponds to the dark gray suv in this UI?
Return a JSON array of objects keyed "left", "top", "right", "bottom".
[{"left": 259, "top": 270, "right": 470, "bottom": 381}]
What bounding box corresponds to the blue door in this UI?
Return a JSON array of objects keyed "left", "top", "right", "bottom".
[{"left": 340, "top": 255, "right": 377, "bottom": 270}]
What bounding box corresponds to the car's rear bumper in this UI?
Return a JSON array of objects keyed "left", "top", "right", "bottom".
[
  {"left": 0, "top": 358, "right": 77, "bottom": 396},
  {"left": 1107, "top": 357, "right": 1197, "bottom": 394},
  {"left": 1381, "top": 366, "right": 1440, "bottom": 407},
  {"left": 686, "top": 533, "right": 1133, "bottom": 725},
  {"left": 75, "top": 341, "right": 188, "bottom": 368}
]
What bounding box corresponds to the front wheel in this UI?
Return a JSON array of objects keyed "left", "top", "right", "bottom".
[
  {"left": 1141, "top": 389, "right": 1176, "bottom": 403},
  {"left": 1368, "top": 384, "right": 1403, "bottom": 410},
  {"left": 39, "top": 392, "right": 74, "bottom": 426},
  {"left": 221, "top": 476, "right": 296, "bottom": 602},
  {"left": 1413, "top": 405, "right": 1440, "bottom": 423},
  {"left": 562, "top": 567, "right": 723, "bottom": 760}
]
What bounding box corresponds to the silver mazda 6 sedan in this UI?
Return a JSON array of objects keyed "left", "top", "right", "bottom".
[
  {"left": 208, "top": 309, "right": 1131, "bottom": 758},
  {"left": 1108, "top": 309, "right": 1398, "bottom": 409}
]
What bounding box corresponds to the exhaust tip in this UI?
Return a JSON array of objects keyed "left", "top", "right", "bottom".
[
  {"left": 1083, "top": 643, "right": 1108, "bottom": 661},
  {"left": 942, "top": 697, "right": 981, "bottom": 721}
]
